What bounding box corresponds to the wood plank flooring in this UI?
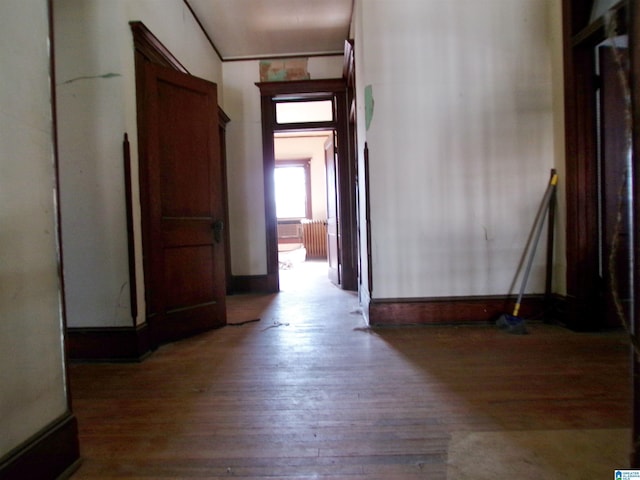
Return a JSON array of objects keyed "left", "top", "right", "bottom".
[{"left": 69, "top": 261, "right": 632, "bottom": 479}]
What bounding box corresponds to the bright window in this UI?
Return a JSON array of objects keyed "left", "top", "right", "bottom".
[
  {"left": 275, "top": 162, "right": 310, "bottom": 219},
  {"left": 275, "top": 100, "right": 333, "bottom": 124}
]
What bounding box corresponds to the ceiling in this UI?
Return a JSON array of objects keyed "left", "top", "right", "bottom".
[{"left": 186, "top": 0, "right": 354, "bottom": 61}]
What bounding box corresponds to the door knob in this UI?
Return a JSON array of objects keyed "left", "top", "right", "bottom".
[{"left": 212, "top": 220, "right": 224, "bottom": 243}]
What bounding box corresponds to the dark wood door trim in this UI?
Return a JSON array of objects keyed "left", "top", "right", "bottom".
[
  {"left": 256, "top": 79, "right": 358, "bottom": 292},
  {"left": 344, "top": 40, "right": 364, "bottom": 292},
  {"left": 122, "top": 134, "right": 138, "bottom": 322},
  {"left": 130, "top": 21, "right": 188, "bottom": 73},
  {"left": 132, "top": 22, "right": 187, "bottom": 324},
  {"left": 565, "top": 0, "right": 637, "bottom": 465},
  {"left": 219, "top": 107, "right": 233, "bottom": 293},
  {"left": 256, "top": 78, "right": 346, "bottom": 96},
  {"left": 259, "top": 93, "right": 280, "bottom": 292},
  {"left": 562, "top": 0, "right": 628, "bottom": 330},
  {"left": 334, "top": 86, "right": 358, "bottom": 291},
  {"left": 628, "top": 0, "right": 640, "bottom": 467}
]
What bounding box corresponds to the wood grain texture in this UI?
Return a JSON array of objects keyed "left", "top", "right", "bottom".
[{"left": 68, "top": 262, "right": 631, "bottom": 478}]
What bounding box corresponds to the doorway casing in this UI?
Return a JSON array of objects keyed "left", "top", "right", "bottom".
[
  {"left": 561, "top": 0, "right": 629, "bottom": 330},
  {"left": 257, "top": 79, "right": 358, "bottom": 292}
]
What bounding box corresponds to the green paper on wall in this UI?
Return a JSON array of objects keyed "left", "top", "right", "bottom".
[{"left": 365, "top": 85, "right": 374, "bottom": 131}]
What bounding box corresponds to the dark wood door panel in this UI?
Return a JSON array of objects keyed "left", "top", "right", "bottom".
[
  {"left": 153, "top": 303, "right": 223, "bottom": 344},
  {"left": 161, "top": 220, "right": 216, "bottom": 247},
  {"left": 164, "top": 246, "right": 216, "bottom": 309},
  {"left": 142, "top": 61, "right": 226, "bottom": 345},
  {"left": 157, "top": 80, "right": 215, "bottom": 218}
]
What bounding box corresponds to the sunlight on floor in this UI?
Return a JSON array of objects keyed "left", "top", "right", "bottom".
[{"left": 278, "top": 259, "right": 332, "bottom": 293}]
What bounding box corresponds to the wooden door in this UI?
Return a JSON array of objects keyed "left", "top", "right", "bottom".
[
  {"left": 325, "top": 133, "right": 340, "bottom": 285},
  {"left": 143, "top": 62, "right": 226, "bottom": 345},
  {"left": 599, "top": 45, "right": 631, "bottom": 328}
]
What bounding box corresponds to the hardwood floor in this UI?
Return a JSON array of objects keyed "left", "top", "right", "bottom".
[{"left": 69, "top": 261, "right": 632, "bottom": 479}]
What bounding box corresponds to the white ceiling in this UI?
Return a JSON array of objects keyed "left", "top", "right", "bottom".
[{"left": 186, "top": 0, "right": 353, "bottom": 60}]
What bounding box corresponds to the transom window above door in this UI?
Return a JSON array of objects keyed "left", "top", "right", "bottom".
[{"left": 275, "top": 99, "right": 334, "bottom": 124}]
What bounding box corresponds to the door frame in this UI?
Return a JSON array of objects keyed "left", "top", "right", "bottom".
[
  {"left": 631, "top": 0, "right": 640, "bottom": 465},
  {"left": 324, "top": 131, "right": 341, "bottom": 286},
  {"left": 256, "top": 79, "right": 358, "bottom": 291},
  {"left": 564, "top": 0, "right": 640, "bottom": 466},
  {"left": 561, "top": 1, "right": 628, "bottom": 330}
]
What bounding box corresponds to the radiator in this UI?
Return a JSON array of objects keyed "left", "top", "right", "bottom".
[{"left": 301, "top": 219, "right": 327, "bottom": 258}]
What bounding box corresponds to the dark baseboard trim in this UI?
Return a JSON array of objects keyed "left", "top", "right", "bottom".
[
  {"left": 67, "top": 323, "right": 151, "bottom": 362},
  {"left": 230, "top": 273, "right": 279, "bottom": 294},
  {"left": 0, "top": 412, "right": 80, "bottom": 480},
  {"left": 369, "top": 294, "right": 562, "bottom": 326}
]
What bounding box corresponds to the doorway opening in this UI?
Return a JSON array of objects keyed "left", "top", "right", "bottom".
[
  {"left": 274, "top": 131, "right": 333, "bottom": 284},
  {"left": 257, "top": 79, "right": 358, "bottom": 293}
]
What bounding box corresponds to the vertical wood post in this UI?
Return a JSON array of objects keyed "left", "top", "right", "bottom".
[
  {"left": 630, "top": 0, "right": 640, "bottom": 467},
  {"left": 123, "top": 133, "right": 138, "bottom": 322}
]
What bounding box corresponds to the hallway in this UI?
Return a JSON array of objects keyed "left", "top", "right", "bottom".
[{"left": 69, "top": 261, "right": 631, "bottom": 478}]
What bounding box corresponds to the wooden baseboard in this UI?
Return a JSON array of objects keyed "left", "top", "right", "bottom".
[
  {"left": 67, "top": 323, "right": 151, "bottom": 362},
  {"left": 230, "top": 273, "right": 279, "bottom": 294},
  {"left": 369, "top": 294, "right": 560, "bottom": 326},
  {"left": 0, "top": 413, "right": 80, "bottom": 480}
]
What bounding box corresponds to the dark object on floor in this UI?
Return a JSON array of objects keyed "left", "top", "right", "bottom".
[
  {"left": 496, "top": 314, "right": 528, "bottom": 335},
  {"left": 227, "top": 318, "right": 261, "bottom": 326}
]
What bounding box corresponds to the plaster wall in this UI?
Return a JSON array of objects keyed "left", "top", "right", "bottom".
[
  {"left": 54, "top": 0, "right": 222, "bottom": 327},
  {"left": 356, "top": 0, "right": 563, "bottom": 299},
  {"left": 275, "top": 134, "right": 331, "bottom": 221},
  {"left": 222, "top": 57, "right": 343, "bottom": 275},
  {"left": 0, "top": 0, "right": 69, "bottom": 457}
]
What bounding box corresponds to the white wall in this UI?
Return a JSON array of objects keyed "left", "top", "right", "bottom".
[
  {"left": 0, "top": 0, "right": 69, "bottom": 457},
  {"left": 54, "top": 0, "right": 222, "bottom": 327},
  {"left": 52, "top": 0, "right": 565, "bottom": 319},
  {"left": 352, "top": 0, "right": 371, "bottom": 307},
  {"left": 222, "top": 57, "right": 343, "bottom": 276},
  {"left": 356, "top": 0, "right": 563, "bottom": 299},
  {"left": 275, "top": 134, "right": 331, "bottom": 220}
]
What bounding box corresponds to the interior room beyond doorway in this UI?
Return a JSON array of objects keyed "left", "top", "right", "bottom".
[{"left": 275, "top": 130, "right": 333, "bottom": 284}]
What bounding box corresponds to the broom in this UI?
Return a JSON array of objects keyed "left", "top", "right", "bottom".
[{"left": 496, "top": 172, "right": 559, "bottom": 334}]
